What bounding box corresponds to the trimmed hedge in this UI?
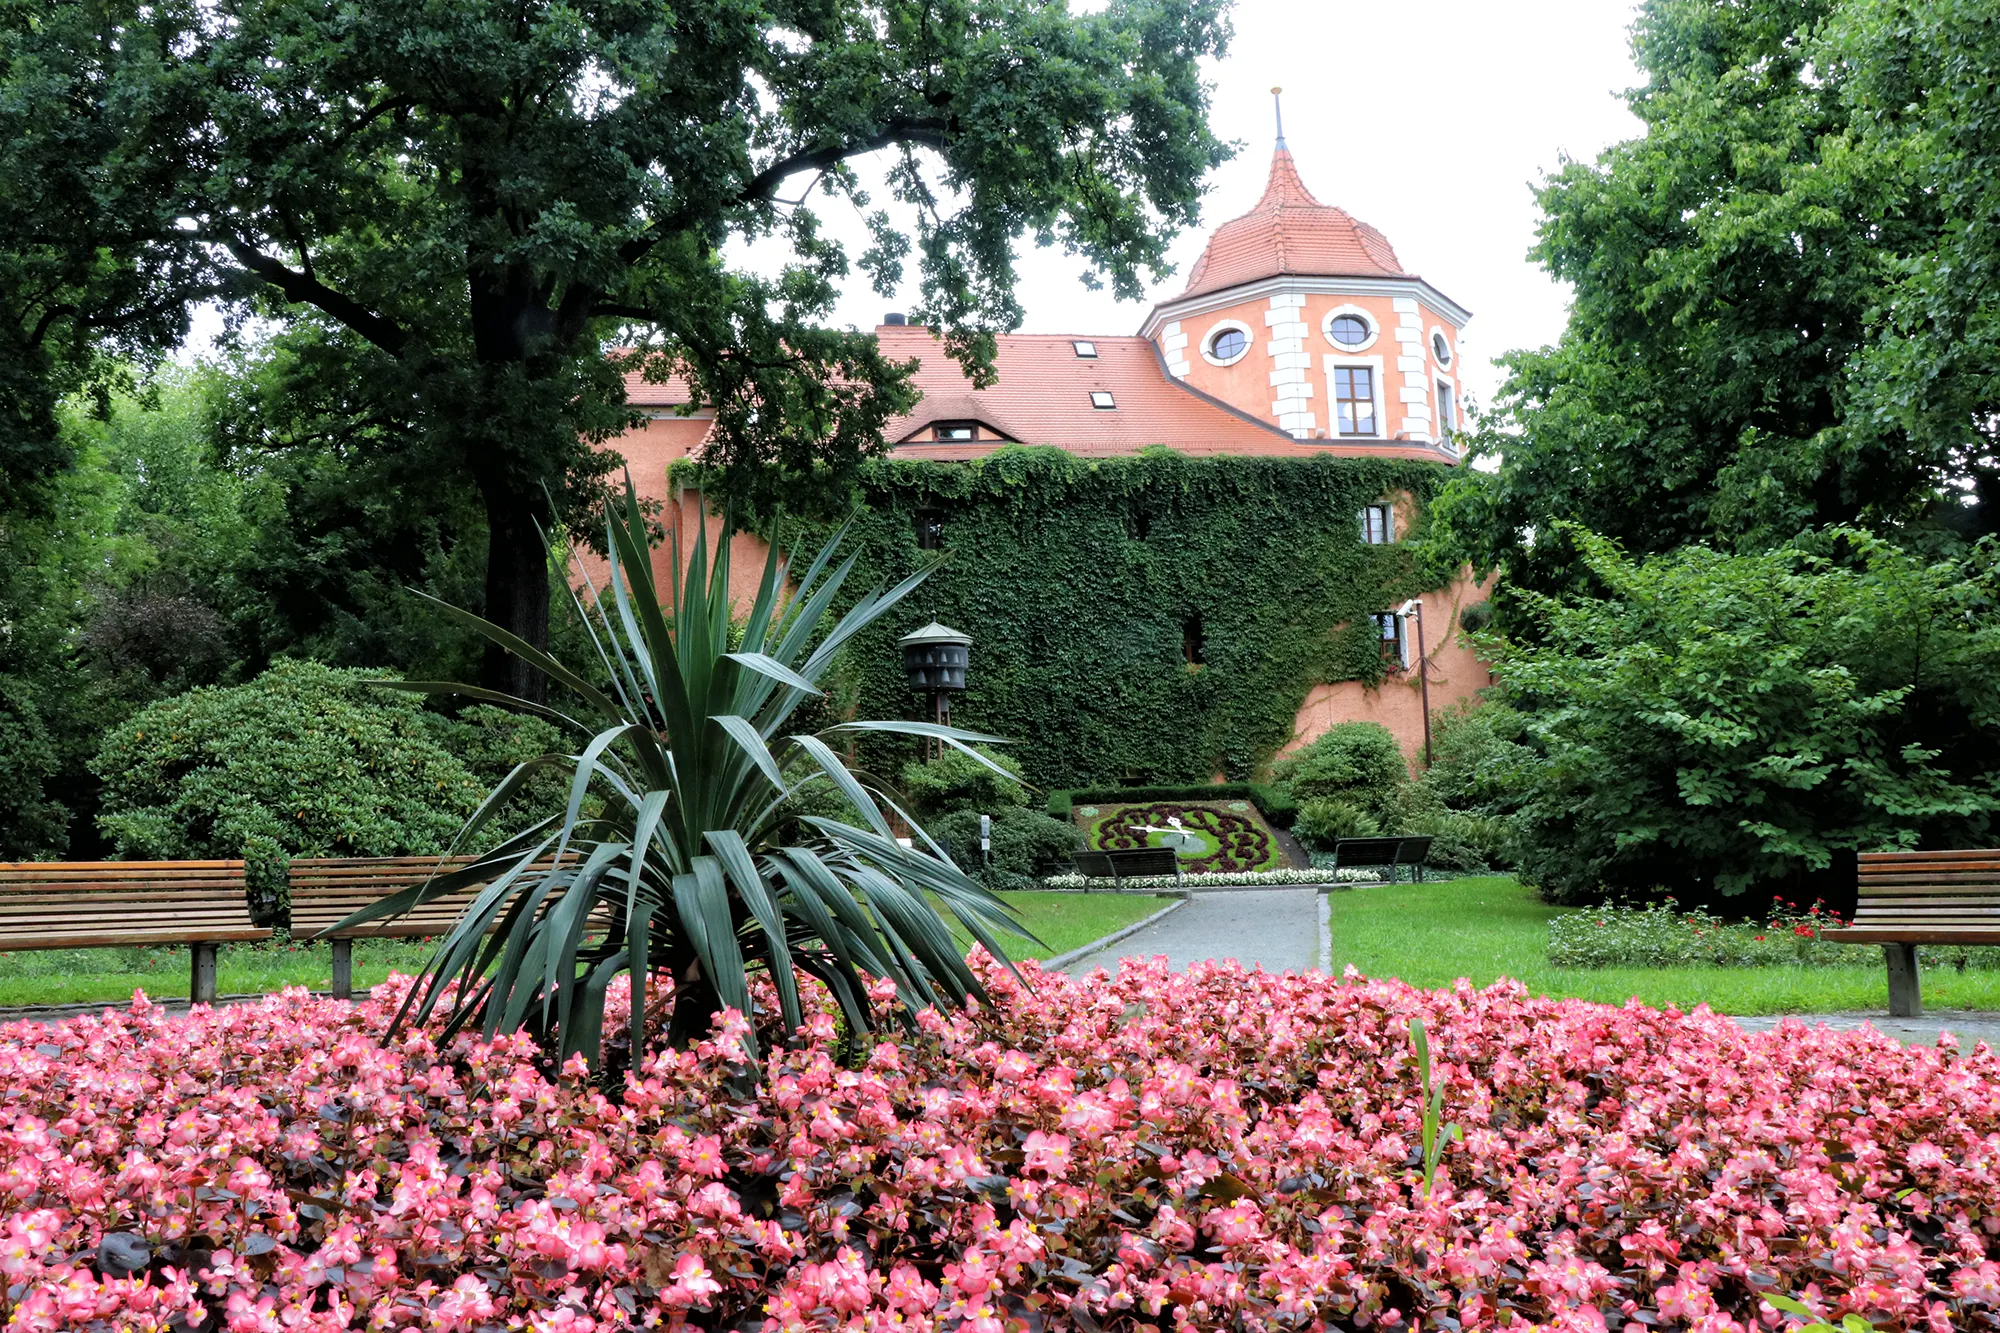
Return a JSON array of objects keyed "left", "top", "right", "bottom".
[{"left": 1047, "top": 781, "right": 1297, "bottom": 828}]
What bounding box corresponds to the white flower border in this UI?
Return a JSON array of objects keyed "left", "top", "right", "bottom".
[{"left": 1041, "top": 867, "right": 1381, "bottom": 891}]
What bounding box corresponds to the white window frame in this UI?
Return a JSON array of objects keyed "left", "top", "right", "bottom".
[
  {"left": 1199, "top": 318, "right": 1254, "bottom": 367},
  {"left": 1371, "top": 612, "right": 1410, "bottom": 669},
  {"left": 1429, "top": 324, "right": 1455, "bottom": 369},
  {"left": 1324, "top": 353, "right": 1386, "bottom": 438},
  {"left": 1322, "top": 304, "right": 1380, "bottom": 353},
  {"left": 1360, "top": 502, "right": 1395, "bottom": 545},
  {"left": 1435, "top": 379, "right": 1458, "bottom": 438}
]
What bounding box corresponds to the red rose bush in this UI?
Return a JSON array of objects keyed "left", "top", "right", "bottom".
[{"left": 2, "top": 957, "right": 1997, "bottom": 1332}]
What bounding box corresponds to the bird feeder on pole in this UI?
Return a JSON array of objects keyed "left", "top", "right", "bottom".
[{"left": 898, "top": 622, "right": 971, "bottom": 760}]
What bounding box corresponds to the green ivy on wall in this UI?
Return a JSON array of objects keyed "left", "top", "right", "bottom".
[{"left": 679, "top": 446, "right": 1448, "bottom": 788}]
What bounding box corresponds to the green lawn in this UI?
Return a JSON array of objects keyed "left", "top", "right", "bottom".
[
  {"left": 0, "top": 938, "right": 439, "bottom": 1008},
  {"left": 987, "top": 890, "right": 1171, "bottom": 962},
  {"left": 1328, "top": 876, "right": 2000, "bottom": 1015},
  {"left": 0, "top": 891, "right": 1166, "bottom": 1008}
]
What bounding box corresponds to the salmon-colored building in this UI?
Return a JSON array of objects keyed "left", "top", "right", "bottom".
[{"left": 607, "top": 118, "right": 1490, "bottom": 771}]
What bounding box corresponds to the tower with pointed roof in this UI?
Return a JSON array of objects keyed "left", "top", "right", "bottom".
[{"left": 1140, "top": 92, "right": 1470, "bottom": 450}]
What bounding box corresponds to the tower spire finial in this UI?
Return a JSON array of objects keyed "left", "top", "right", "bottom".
[{"left": 1271, "top": 86, "right": 1286, "bottom": 148}]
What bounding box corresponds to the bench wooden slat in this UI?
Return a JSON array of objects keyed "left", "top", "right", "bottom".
[
  {"left": 0, "top": 861, "right": 263, "bottom": 1001},
  {"left": 0, "top": 928, "right": 271, "bottom": 949},
  {"left": 1825, "top": 928, "right": 2000, "bottom": 945},
  {"left": 1825, "top": 849, "right": 2000, "bottom": 1018}
]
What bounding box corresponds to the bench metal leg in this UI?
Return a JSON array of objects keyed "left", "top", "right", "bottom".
[
  {"left": 331, "top": 938, "right": 353, "bottom": 1001},
  {"left": 190, "top": 943, "right": 219, "bottom": 1006},
  {"left": 1885, "top": 944, "right": 1922, "bottom": 1018}
]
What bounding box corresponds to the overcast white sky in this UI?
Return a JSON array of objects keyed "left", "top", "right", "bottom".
[{"left": 779, "top": 0, "right": 1649, "bottom": 413}]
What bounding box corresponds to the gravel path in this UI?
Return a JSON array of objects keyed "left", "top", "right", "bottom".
[{"left": 1062, "top": 888, "right": 1322, "bottom": 977}]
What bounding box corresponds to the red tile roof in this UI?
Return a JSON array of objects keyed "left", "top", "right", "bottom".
[
  {"left": 611, "top": 330, "right": 1451, "bottom": 464},
  {"left": 1180, "top": 146, "right": 1409, "bottom": 300},
  {"left": 875, "top": 326, "right": 1329, "bottom": 456}
]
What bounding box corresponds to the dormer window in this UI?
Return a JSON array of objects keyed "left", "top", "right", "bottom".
[
  {"left": 1073, "top": 340, "right": 1098, "bottom": 358},
  {"left": 932, "top": 421, "right": 977, "bottom": 441},
  {"left": 1090, "top": 391, "right": 1116, "bottom": 409}
]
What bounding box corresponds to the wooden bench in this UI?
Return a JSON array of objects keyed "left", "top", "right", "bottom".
[
  {"left": 289, "top": 854, "right": 574, "bottom": 998},
  {"left": 1330, "top": 836, "right": 1434, "bottom": 883},
  {"left": 1822, "top": 849, "right": 2000, "bottom": 1017},
  {"left": 1071, "top": 847, "right": 1182, "bottom": 890},
  {"left": 0, "top": 861, "right": 265, "bottom": 1004}
]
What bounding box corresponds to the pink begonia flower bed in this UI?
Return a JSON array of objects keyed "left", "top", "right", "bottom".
[{"left": 2, "top": 957, "right": 1998, "bottom": 1333}]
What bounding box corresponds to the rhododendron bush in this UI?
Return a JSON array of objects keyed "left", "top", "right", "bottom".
[{"left": 3, "top": 961, "right": 1999, "bottom": 1333}]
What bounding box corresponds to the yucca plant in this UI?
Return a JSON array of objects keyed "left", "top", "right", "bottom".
[{"left": 331, "top": 484, "right": 1032, "bottom": 1067}]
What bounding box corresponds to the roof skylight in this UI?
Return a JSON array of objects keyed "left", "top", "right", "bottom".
[{"left": 1090, "top": 391, "right": 1116, "bottom": 409}]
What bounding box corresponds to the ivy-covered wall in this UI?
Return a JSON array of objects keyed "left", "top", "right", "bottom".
[{"left": 705, "top": 446, "right": 1450, "bottom": 788}]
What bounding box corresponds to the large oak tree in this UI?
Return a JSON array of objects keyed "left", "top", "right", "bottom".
[
  {"left": 2, "top": 0, "right": 1231, "bottom": 696},
  {"left": 1430, "top": 0, "right": 2000, "bottom": 608}
]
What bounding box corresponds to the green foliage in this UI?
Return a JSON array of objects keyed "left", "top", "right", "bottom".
[
  {"left": 344, "top": 486, "right": 1028, "bottom": 1069},
  {"left": 7, "top": 0, "right": 1233, "bottom": 686},
  {"left": 747, "top": 447, "right": 1446, "bottom": 788},
  {"left": 1428, "top": 0, "right": 2000, "bottom": 606},
  {"left": 1048, "top": 782, "right": 1297, "bottom": 827},
  {"left": 1271, "top": 722, "right": 1408, "bottom": 813},
  {"left": 1407, "top": 1017, "right": 1459, "bottom": 1199},
  {"left": 1540, "top": 897, "right": 2000, "bottom": 974},
  {"left": 1395, "top": 809, "right": 1513, "bottom": 875},
  {"left": 900, "top": 746, "right": 1028, "bottom": 818},
  {"left": 1293, "top": 799, "right": 1382, "bottom": 849},
  {"left": 0, "top": 677, "right": 66, "bottom": 860},
  {"left": 92, "top": 659, "right": 508, "bottom": 861},
  {"left": 1405, "top": 704, "right": 1535, "bottom": 822},
  {"left": 1833, "top": 0, "right": 2000, "bottom": 541},
  {"left": 1489, "top": 529, "right": 2000, "bottom": 904},
  {"left": 930, "top": 808, "right": 1084, "bottom": 893}
]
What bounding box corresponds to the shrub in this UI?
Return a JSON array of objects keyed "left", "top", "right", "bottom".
[
  {"left": 1407, "top": 702, "right": 1535, "bottom": 822},
  {"left": 1270, "top": 721, "right": 1407, "bottom": 814},
  {"left": 4, "top": 966, "right": 1998, "bottom": 1332},
  {"left": 1293, "top": 796, "right": 1382, "bottom": 849},
  {"left": 92, "top": 659, "right": 494, "bottom": 860},
  {"left": 354, "top": 498, "right": 1022, "bottom": 1067},
  {"left": 899, "top": 744, "right": 1027, "bottom": 817},
  {"left": 1490, "top": 529, "right": 2000, "bottom": 904},
  {"left": 1399, "top": 809, "right": 1510, "bottom": 873},
  {"left": 932, "top": 806, "right": 1083, "bottom": 891}
]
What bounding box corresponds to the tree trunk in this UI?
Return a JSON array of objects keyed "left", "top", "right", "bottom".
[{"left": 478, "top": 476, "right": 551, "bottom": 703}]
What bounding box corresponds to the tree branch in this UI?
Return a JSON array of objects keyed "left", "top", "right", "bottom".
[
  {"left": 736, "top": 119, "right": 951, "bottom": 207},
  {"left": 216, "top": 238, "right": 409, "bottom": 355},
  {"left": 587, "top": 302, "right": 661, "bottom": 321},
  {"left": 616, "top": 117, "right": 953, "bottom": 269}
]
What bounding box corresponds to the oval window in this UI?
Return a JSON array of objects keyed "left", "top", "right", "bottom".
[
  {"left": 1208, "top": 327, "right": 1248, "bottom": 362},
  {"left": 1432, "top": 330, "right": 1453, "bottom": 365},
  {"left": 1329, "top": 314, "right": 1371, "bottom": 349}
]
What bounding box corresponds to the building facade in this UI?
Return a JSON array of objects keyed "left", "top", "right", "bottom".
[{"left": 608, "top": 128, "right": 1490, "bottom": 773}]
